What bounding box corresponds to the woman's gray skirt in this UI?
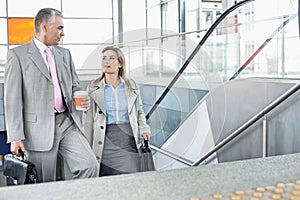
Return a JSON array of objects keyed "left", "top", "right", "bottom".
[{"left": 100, "top": 123, "right": 139, "bottom": 176}]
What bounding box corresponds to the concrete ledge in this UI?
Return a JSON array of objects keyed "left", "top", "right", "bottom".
[{"left": 0, "top": 153, "right": 300, "bottom": 200}]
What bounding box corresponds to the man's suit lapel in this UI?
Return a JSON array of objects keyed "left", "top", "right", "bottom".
[{"left": 28, "top": 40, "right": 51, "bottom": 81}]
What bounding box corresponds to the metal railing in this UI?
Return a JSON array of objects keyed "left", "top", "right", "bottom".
[
  {"left": 150, "top": 144, "right": 194, "bottom": 166},
  {"left": 150, "top": 81, "right": 300, "bottom": 167},
  {"left": 192, "top": 82, "right": 300, "bottom": 166}
]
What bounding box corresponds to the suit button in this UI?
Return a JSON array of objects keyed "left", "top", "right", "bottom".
[
  {"left": 98, "top": 141, "right": 102, "bottom": 145},
  {"left": 100, "top": 126, "right": 104, "bottom": 129},
  {"left": 96, "top": 156, "right": 100, "bottom": 160},
  {"left": 98, "top": 110, "right": 102, "bottom": 114}
]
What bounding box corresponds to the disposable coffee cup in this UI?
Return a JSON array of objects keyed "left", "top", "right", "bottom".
[{"left": 74, "top": 91, "right": 88, "bottom": 111}]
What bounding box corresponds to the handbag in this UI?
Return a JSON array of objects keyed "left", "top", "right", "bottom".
[
  {"left": 139, "top": 140, "right": 155, "bottom": 172},
  {"left": 3, "top": 150, "right": 39, "bottom": 185}
]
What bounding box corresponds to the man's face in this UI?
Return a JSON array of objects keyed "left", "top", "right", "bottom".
[{"left": 44, "top": 15, "right": 64, "bottom": 46}]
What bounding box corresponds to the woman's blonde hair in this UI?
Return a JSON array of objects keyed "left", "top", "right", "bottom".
[{"left": 92, "top": 46, "right": 126, "bottom": 87}]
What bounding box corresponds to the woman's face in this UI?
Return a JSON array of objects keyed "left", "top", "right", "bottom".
[{"left": 101, "top": 50, "right": 121, "bottom": 75}]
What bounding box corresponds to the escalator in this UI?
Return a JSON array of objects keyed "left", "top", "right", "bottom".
[{"left": 146, "top": 0, "right": 300, "bottom": 170}]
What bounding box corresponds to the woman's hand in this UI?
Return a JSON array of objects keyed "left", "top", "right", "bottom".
[
  {"left": 142, "top": 132, "right": 151, "bottom": 141},
  {"left": 81, "top": 96, "right": 91, "bottom": 112}
]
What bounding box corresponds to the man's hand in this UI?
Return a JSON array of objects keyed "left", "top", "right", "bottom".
[
  {"left": 10, "top": 141, "right": 26, "bottom": 156},
  {"left": 81, "top": 95, "right": 91, "bottom": 112}
]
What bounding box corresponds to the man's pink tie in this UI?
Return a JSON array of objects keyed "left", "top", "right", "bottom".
[{"left": 45, "top": 47, "right": 63, "bottom": 112}]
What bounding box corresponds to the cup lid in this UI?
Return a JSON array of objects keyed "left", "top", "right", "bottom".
[{"left": 74, "top": 90, "right": 88, "bottom": 96}]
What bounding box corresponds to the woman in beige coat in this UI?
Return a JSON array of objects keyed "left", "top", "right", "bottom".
[{"left": 82, "top": 46, "right": 151, "bottom": 176}]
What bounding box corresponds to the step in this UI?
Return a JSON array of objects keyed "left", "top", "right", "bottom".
[{"left": 0, "top": 153, "right": 300, "bottom": 200}]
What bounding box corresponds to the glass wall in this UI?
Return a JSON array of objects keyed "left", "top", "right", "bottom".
[
  {"left": 0, "top": 0, "right": 114, "bottom": 76},
  {"left": 0, "top": 0, "right": 224, "bottom": 80},
  {"left": 122, "top": 0, "right": 146, "bottom": 33},
  {"left": 118, "top": 0, "right": 300, "bottom": 148}
]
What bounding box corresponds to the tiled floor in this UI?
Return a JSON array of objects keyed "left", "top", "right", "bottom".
[{"left": 189, "top": 181, "right": 300, "bottom": 200}]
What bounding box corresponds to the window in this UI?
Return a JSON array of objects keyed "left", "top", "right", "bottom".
[
  {"left": 8, "top": 18, "right": 34, "bottom": 45},
  {"left": 0, "top": 19, "right": 7, "bottom": 44},
  {"left": 0, "top": 0, "right": 114, "bottom": 71},
  {"left": 0, "top": 0, "right": 6, "bottom": 17}
]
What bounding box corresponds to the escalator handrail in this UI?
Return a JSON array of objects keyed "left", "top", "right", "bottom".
[
  {"left": 145, "top": 0, "right": 255, "bottom": 120},
  {"left": 192, "top": 82, "right": 300, "bottom": 166}
]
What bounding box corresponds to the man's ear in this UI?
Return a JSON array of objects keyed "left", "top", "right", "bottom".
[{"left": 41, "top": 22, "right": 47, "bottom": 32}]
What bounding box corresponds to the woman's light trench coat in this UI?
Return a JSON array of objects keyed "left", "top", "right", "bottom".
[{"left": 82, "top": 78, "right": 151, "bottom": 164}]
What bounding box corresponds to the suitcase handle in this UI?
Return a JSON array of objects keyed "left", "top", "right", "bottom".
[
  {"left": 12, "top": 149, "right": 26, "bottom": 161},
  {"left": 143, "top": 139, "right": 149, "bottom": 148},
  {"left": 18, "top": 149, "right": 25, "bottom": 159}
]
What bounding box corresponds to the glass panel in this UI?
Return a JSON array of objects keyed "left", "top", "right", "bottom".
[
  {"left": 202, "top": 0, "right": 221, "bottom": 2},
  {"left": 63, "top": 0, "right": 112, "bottom": 18},
  {"left": 122, "top": 47, "right": 145, "bottom": 77},
  {"left": 145, "top": 0, "right": 300, "bottom": 148},
  {"left": 64, "top": 44, "right": 102, "bottom": 70},
  {"left": 0, "top": 0, "right": 6, "bottom": 17},
  {"left": 0, "top": 19, "right": 7, "bottom": 44},
  {"left": 236, "top": 1, "right": 298, "bottom": 79},
  {"left": 185, "top": 0, "right": 200, "bottom": 34},
  {"left": 123, "top": 0, "right": 146, "bottom": 33},
  {"left": 63, "top": 19, "right": 113, "bottom": 44},
  {"left": 7, "top": 0, "right": 61, "bottom": 17},
  {"left": 201, "top": 10, "right": 213, "bottom": 30},
  {"left": 162, "top": 1, "right": 178, "bottom": 33},
  {"left": 0, "top": 46, "right": 7, "bottom": 70},
  {"left": 146, "top": 0, "right": 161, "bottom": 8},
  {"left": 8, "top": 45, "right": 20, "bottom": 49},
  {"left": 147, "top": 6, "right": 161, "bottom": 29},
  {"left": 8, "top": 18, "right": 34, "bottom": 45}
]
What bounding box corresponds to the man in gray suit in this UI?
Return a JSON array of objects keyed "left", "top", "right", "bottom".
[{"left": 4, "top": 8, "right": 99, "bottom": 182}]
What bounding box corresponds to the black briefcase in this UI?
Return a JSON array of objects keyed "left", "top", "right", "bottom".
[
  {"left": 3, "top": 151, "right": 39, "bottom": 185},
  {"left": 139, "top": 140, "right": 155, "bottom": 172}
]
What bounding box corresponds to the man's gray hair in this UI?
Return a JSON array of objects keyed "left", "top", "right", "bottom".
[{"left": 34, "top": 8, "right": 63, "bottom": 33}]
